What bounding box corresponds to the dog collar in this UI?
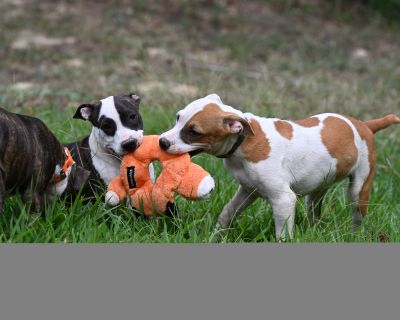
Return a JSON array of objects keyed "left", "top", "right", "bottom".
[
  {"left": 217, "top": 135, "right": 245, "bottom": 159},
  {"left": 54, "top": 147, "right": 75, "bottom": 183}
]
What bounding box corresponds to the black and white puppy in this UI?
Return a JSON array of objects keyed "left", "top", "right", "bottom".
[
  {"left": 66, "top": 93, "right": 154, "bottom": 198},
  {"left": 0, "top": 108, "right": 90, "bottom": 215}
]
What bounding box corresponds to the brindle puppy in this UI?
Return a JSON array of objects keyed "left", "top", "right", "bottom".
[{"left": 0, "top": 108, "right": 90, "bottom": 215}]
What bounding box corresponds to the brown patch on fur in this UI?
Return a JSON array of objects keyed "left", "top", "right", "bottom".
[
  {"left": 274, "top": 120, "right": 293, "bottom": 140},
  {"left": 240, "top": 119, "right": 270, "bottom": 163},
  {"left": 181, "top": 103, "right": 253, "bottom": 145},
  {"left": 295, "top": 117, "right": 320, "bottom": 127},
  {"left": 344, "top": 116, "right": 376, "bottom": 216},
  {"left": 321, "top": 116, "right": 358, "bottom": 180},
  {"left": 181, "top": 103, "right": 232, "bottom": 145}
]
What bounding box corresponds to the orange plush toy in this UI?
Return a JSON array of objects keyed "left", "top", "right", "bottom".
[{"left": 105, "top": 135, "right": 215, "bottom": 217}]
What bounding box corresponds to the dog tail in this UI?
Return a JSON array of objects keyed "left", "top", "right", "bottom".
[{"left": 364, "top": 114, "right": 400, "bottom": 134}]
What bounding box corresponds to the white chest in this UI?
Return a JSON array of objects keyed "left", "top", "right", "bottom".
[{"left": 91, "top": 154, "right": 120, "bottom": 185}]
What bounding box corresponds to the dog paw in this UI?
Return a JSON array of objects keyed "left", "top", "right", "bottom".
[
  {"left": 197, "top": 176, "right": 215, "bottom": 199},
  {"left": 105, "top": 191, "right": 120, "bottom": 206}
]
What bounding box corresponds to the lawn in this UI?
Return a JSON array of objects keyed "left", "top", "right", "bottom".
[{"left": 0, "top": 0, "right": 399, "bottom": 242}]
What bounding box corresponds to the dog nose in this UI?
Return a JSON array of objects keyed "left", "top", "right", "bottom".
[
  {"left": 159, "top": 137, "right": 171, "bottom": 151},
  {"left": 121, "top": 139, "right": 138, "bottom": 152}
]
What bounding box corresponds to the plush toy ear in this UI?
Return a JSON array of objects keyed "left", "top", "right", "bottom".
[
  {"left": 223, "top": 115, "right": 255, "bottom": 136},
  {"left": 73, "top": 103, "right": 95, "bottom": 121}
]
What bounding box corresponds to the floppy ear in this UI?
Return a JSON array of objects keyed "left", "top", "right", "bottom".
[
  {"left": 223, "top": 115, "right": 255, "bottom": 136},
  {"left": 73, "top": 103, "right": 95, "bottom": 121}
]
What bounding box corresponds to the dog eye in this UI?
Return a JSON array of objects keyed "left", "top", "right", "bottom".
[
  {"left": 176, "top": 114, "right": 180, "bottom": 122},
  {"left": 129, "top": 114, "right": 136, "bottom": 120},
  {"left": 101, "top": 123, "right": 111, "bottom": 130},
  {"left": 189, "top": 127, "right": 201, "bottom": 137}
]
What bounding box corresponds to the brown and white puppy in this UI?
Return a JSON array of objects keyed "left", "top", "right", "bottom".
[
  {"left": 159, "top": 94, "right": 400, "bottom": 239},
  {"left": 0, "top": 108, "right": 90, "bottom": 215}
]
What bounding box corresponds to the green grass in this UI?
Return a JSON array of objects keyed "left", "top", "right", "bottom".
[
  {"left": 0, "top": 0, "right": 399, "bottom": 242},
  {"left": 0, "top": 101, "right": 398, "bottom": 243}
]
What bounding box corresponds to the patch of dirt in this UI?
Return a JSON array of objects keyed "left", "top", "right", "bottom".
[
  {"left": 11, "top": 82, "right": 37, "bottom": 90},
  {"left": 64, "top": 58, "right": 84, "bottom": 68},
  {"left": 11, "top": 31, "right": 76, "bottom": 49}
]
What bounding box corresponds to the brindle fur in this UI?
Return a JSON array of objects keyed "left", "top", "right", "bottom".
[{"left": 0, "top": 108, "right": 88, "bottom": 214}]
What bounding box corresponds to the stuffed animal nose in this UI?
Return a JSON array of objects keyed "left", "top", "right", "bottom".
[
  {"left": 159, "top": 137, "right": 171, "bottom": 151},
  {"left": 121, "top": 139, "right": 138, "bottom": 152}
]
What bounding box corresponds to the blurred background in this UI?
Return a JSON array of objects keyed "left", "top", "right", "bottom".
[
  {"left": 0, "top": 0, "right": 399, "bottom": 242},
  {"left": 1, "top": 0, "right": 400, "bottom": 138}
]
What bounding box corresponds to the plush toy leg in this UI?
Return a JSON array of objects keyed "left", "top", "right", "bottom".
[
  {"left": 130, "top": 180, "right": 155, "bottom": 217},
  {"left": 177, "top": 163, "right": 215, "bottom": 200},
  {"left": 151, "top": 169, "right": 176, "bottom": 214},
  {"left": 150, "top": 154, "right": 190, "bottom": 214},
  {"left": 106, "top": 176, "right": 127, "bottom": 206}
]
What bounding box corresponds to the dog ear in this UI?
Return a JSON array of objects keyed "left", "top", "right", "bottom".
[
  {"left": 223, "top": 115, "right": 255, "bottom": 136},
  {"left": 73, "top": 103, "right": 95, "bottom": 121},
  {"left": 206, "top": 93, "right": 222, "bottom": 103},
  {"left": 128, "top": 93, "right": 141, "bottom": 105}
]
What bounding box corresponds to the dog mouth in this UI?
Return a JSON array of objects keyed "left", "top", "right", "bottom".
[
  {"left": 105, "top": 147, "right": 122, "bottom": 158},
  {"left": 189, "top": 148, "right": 204, "bottom": 157}
]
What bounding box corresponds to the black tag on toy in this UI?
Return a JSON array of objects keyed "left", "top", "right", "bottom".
[{"left": 127, "top": 166, "right": 136, "bottom": 189}]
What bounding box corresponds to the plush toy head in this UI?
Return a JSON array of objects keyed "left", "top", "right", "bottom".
[{"left": 105, "top": 135, "right": 215, "bottom": 216}]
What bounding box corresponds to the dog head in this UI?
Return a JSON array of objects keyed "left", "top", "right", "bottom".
[
  {"left": 159, "top": 94, "right": 254, "bottom": 156},
  {"left": 73, "top": 93, "right": 143, "bottom": 156}
]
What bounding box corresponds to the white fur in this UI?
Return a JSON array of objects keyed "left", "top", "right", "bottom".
[
  {"left": 89, "top": 132, "right": 121, "bottom": 185},
  {"left": 161, "top": 94, "right": 373, "bottom": 240}
]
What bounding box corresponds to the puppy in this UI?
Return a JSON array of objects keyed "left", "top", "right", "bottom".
[
  {"left": 0, "top": 108, "right": 90, "bottom": 215},
  {"left": 159, "top": 94, "right": 400, "bottom": 239},
  {"left": 66, "top": 93, "right": 154, "bottom": 198}
]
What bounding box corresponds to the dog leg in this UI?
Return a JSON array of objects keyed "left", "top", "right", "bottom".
[
  {"left": 305, "top": 190, "right": 326, "bottom": 224},
  {"left": 217, "top": 186, "right": 258, "bottom": 229},
  {"left": 0, "top": 172, "right": 5, "bottom": 215},
  {"left": 269, "top": 188, "right": 297, "bottom": 241},
  {"left": 348, "top": 167, "right": 375, "bottom": 231},
  {"left": 23, "top": 187, "right": 45, "bottom": 215}
]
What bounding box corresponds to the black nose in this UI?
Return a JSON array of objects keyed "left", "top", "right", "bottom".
[
  {"left": 121, "top": 139, "right": 138, "bottom": 152},
  {"left": 159, "top": 137, "right": 171, "bottom": 151}
]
